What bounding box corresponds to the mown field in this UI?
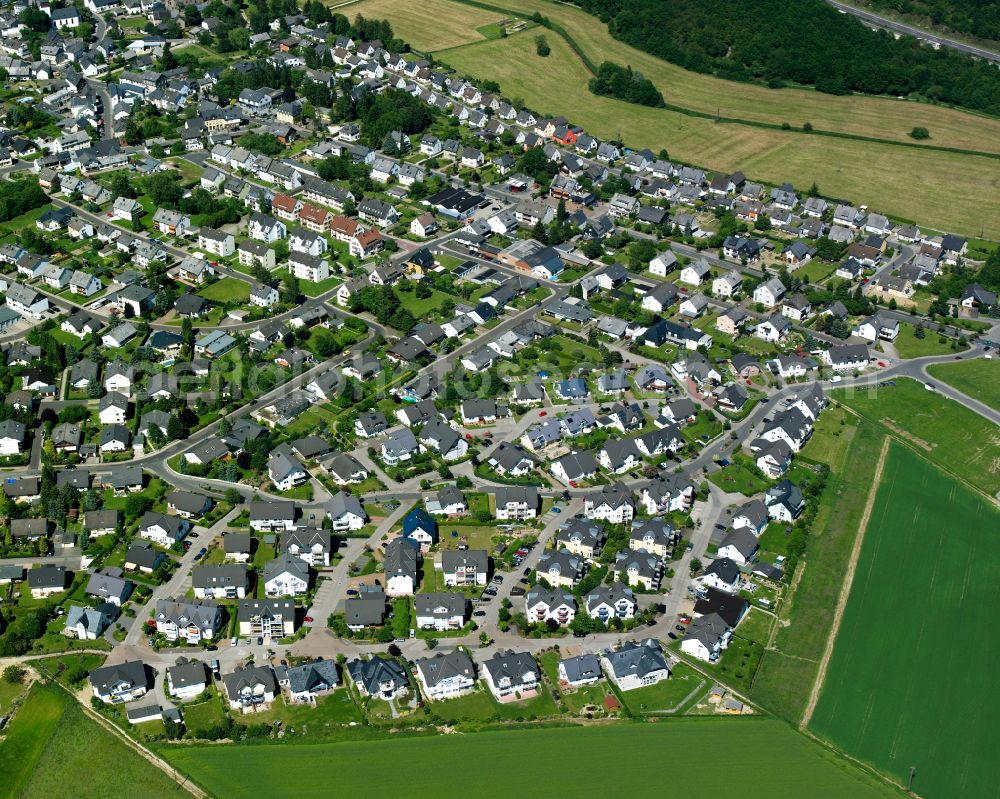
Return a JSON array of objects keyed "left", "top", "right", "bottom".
[
  {"left": 750, "top": 406, "right": 887, "bottom": 724},
  {"left": 163, "top": 719, "right": 904, "bottom": 798},
  {"left": 344, "top": 0, "right": 516, "bottom": 50},
  {"left": 810, "top": 444, "right": 1000, "bottom": 799},
  {"left": 927, "top": 357, "right": 1000, "bottom": 412},
  {"left": 348, "top": 0, "right": 1000, "bottom": 237},
  {"left": 832, "top": 377, "right": 1000, "bottom": 496},
  {"left": 438, "top": 28, "right": 1000, "bottom": 237},
  {"left": 0, "top": 683, "right": 190, "bottom": 799}
]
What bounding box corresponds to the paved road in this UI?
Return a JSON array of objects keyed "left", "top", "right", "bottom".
[{"left": 825, "top": 0, "right": 1000, "bottom": 63}]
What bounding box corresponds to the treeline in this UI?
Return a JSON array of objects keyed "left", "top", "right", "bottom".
[
  {"left": 588, "top": 61, "right": 664, "bottom": 107},
  {"left": 574, "top": 0, "right": 1000, "bottom": 116},
  {"left": 0, "top": 178, "right": 48, "bottom": 224},
  {"left": 863, "top": 0, "right": 1000, "bottom": 42}
]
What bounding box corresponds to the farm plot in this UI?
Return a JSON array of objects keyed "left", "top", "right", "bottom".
[
  {"left": 163, "top": 719, "right": 904, "bottom": 798},
  {"left": 810, "top": 443, "right": 1000, "bottom": 799},
  {"left": 345, "top": 0, "right": 512, "bottom": 50}
]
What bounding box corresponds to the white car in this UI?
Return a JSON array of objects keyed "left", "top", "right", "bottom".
[{"left": 829, "top": 375, "right": 842, "bottom": 383}]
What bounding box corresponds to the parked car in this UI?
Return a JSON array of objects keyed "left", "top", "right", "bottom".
[{"left": 473, "top": 610, "right": 486, "bottom": 617}]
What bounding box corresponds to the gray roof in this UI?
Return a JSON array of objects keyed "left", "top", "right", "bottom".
[
  {"left": 191, "top": 564, "right": 248, "bottom": 590},
  {"left": 223, "top": 665, "right": 277, "bottom": 697},
  {"left": 482, "top": 649, "right": 539, "bottom": 689},
  {"left": 348, "top": 655, "right": 407, "bottom": 694},
  {"left": 559, "top": 654, "right": 601, "bottom": 684},
  {"left": 90, "top": 660, "right": 148, "bottom": 695},
  {"left": 415, "top": 650, "right": 475, "bottom": 688},
  {"left": 286, "top": 660, "right": 339, "bottom": 694},
  {"left": 167, "top": 662, "right": 208, "bottom": 691},
  {"left": 603, "top": 639, "right": 668, "bottom": 679},
  {"left": 263, "top": 553, "right": 310, "bottom": 584}
]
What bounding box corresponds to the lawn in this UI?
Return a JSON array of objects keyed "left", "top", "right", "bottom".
[
  {"left": 750, "top": 411, "right": 885, "bottom": 724},
  {"left": 810, "top": 444, "right": 1000, "bottom": 799},
  {"left": 890, "top": 323, "right": 956, "bottom": 359},
  {"left": 795, "top": 259, "right": 839, "bottom": 285},
  {"left": 182, "top": 696, "right": 227, "bottom": 733},
  {"left": 708, "top": 458, "right": 770, "bottom": 496},
  {"left": 735, "top": 607, "right": 775, "bottom": 645},
  {"left": 1, "top": 683, "right": 190, "bottom": 799},
  {"left": 832, "top": 377, "right": 1000, "bottom": 496},
  {"left": 397, "top": 287, "right": 455, "bottom": 319},
  {"left": 198, "top": 277, "right": 251, "bottom": 303},
  {"left": 163, "top": 719, "right": 905, "bottom": 798},
  {"left": 615, "top": 661, "right": 707, "bottom": 715},
  {"left": 437, "top": 25, "right": 1000, "bottom": 237},
  {"left": 927, "top": 357, "right": 1000, "bottom": 412}
]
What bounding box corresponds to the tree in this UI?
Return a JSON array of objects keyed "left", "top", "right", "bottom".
[
  {"left": 535, "top": 35, "right": 550, "bottom": 57},
  {"left": 224, "top": 487, "right": 243, "bottom": 505},
  {"left": 228, "top": 27, "right": 250, "bottom": 51},
  {"left": 909, "top": 126, "right": 930, "bottom": 140},
  {"left": 166, "top": 415, "right": 186, "bottom": 441},
  {"left": 2, "top": 664, "right": 25, "bottom": 684}
]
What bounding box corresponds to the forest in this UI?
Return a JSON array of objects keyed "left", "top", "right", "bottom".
[
  {"left": 572, "top": 0, "right": 1000, "bottom": 116},
  {"left": 588, "top": 61, "right": 665, "bottom": 107},
  {"left": 861, "top": 0, "right": 999, "bottom": 41}
]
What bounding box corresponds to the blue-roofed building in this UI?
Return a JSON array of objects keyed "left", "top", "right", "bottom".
[
  {"left": 403, "top": 507, "right": 438, "bottom": 549},
  {"left": 556, "top": 377, "right": 589, "bottom": 401}
]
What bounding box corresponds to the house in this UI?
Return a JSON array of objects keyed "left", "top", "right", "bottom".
[
  {"left": 586, "top": 582, "right": 637, "bottom": 623},
  {"left": 248, "top": 212, "right": 286, "bottom": 242},
  {"left": 223, "top": 665, "right": 278, "bottom": 709},
  {"left": 166, "top": 662, "right": 209, "bottom": 700},
  {"left": 425, "top": 486, "right": 467, "bottom": 517},
  {"left": 90, "top": 660, "right": 149, "bottom": 704},
  {"left": 237, "top": 598, "right": 296, "bottom": 639},
  {"left": 765, "top": 479, "right": 806, "bottom": 522},
  {"left": 494, "top": 486, "right": 538, "bottom": 521},
  {"left": 267, "top": 445, "right": 309, "bottom": 491},
  {"left": 601, "top": 639, "right": 670, "bottom": 690},
  {"left": 440, "top": 549, "right": 489, "bottom": 587},
  {"left": 753, "top": 277, "right": 785, "bottom": 308},
  {"left": 630, "top": 519, "right": 679, "bottom": 558},
  {"left": 138, "top": 511, "right": 189, "bottom": 546},
  {"left": 124, "top": 541, "right": 166, "bottom": 574},
  {"left": 414, "top": 593, "right": 469, "bottom": 632},
  {"left": 640, "top": 473, "right": 695, "bottom": 516},
  {"left": 558, "top": 654, "right": 602, "bottom": 688},
  {"left": 823, "top": 343, "right": 870, "bottom": 372},
  {"left": 555, "top": 518, "right": 606, "bottom": 560},
  {"left": 853, "top": 313, "right": 900, "bottom": 343},
  {"left": 717, "top": 527, "right": 759, "bottom": 565},
  {"left": 327, "top": 491, "right": 366, "bottom": 532},
  {"left": 415, "top": 650, "right": 476, "bottom": 701},
  {"left": 152, "top": 208, "right": 191, "bottom": 236},
  {"left": 380, "top": 427, "right": 422, "bottom": 465},
  {"left": 679, "top": 293, "right": 709, "bottom": 318},
  {"left": 85, "top": 568, "right": 131, "bottom": 606},
  {"left": 64, "top": 604, "right": 113, "bottom": 640},
  {"left": 481, "top": 650, "right": 540, "bottom": 701},
  {"left": 263, "top": 554, "right": 310, "bottom": 597},
  {"left": 755, "top": 313, "right": 791, "bottom": 343},
  {"left": 613, "top": 548, "right": 662, "bottom": 590},
  {"left": 682, "top": 612, "right": 733, "bottom": 662},
  {"left": 679, "top": 259, "right": 711, "bottom": 286},
  {"left": 286, "top": 660, "right": 340, "bottom": 703},
  {"left": 0, "top": 420, "right": 26, "bottom": 455},
  {"left": 28, "top": 564, "right": 67, "bottom": 598},
  {"left": 460, "top": 398, "right": 507, "bottom": 425},
  {"left": 166, "top": 491, "right": 212, "bottom": 520},
  {"left": 250, "top": 283, "right": 279, "bottom": 308},
  {"left": 754, "top": 439, "right": 793, "bottom": 479},
  {"left": 584, "top": 482, "right": 635, "bottom": 524},
  {"left": 403, "top": 507, "right": 438, "bottom": 549},
  {"left": 713, "top": 270, "right": 743, "bottom": 297},
  {"left": 345, "top": 592, "right": 387, "bottom": 631},
  {"left": 487, "top": 442, "right": 535, "bottom": 477},
  {"left": 536, "top": 549, "right": 585, "bottom": 588},
  {"left": 348, "top": 656, "right": 408, "bottom": 699},
  {"left": 702, "top": 557, "right": 742, "bottom": 593},
  {"left": 525, "top": 587, "right": 577, "bottom": 626},
  {"left": 640, "top": 282, "right": 679, "bottom": 314},
  {"left": 192, "top": 564, "right": 249, "bottom": 600},
  {"left": 283, "top": 528, "right": 332, "bottom": 566},
  {"left": 960, "top": 283, "right": 996, "bottom": 311},
  {"left": 384, "top": 537, "right": 419, "bottom": 597}
]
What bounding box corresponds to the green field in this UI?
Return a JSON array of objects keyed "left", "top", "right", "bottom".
[
  {"left": 0, "top": 683, "right": 190, "bottom": 799},
  {"left": 750, "top": 408, "right": 886, "bottom": 723},
  {"left": 198, "top": 276, "right": 252, "bottom": 303},
  {"left": 351, "top": 0, "right": 1000, "bottom": 237},
  {"left": 810, "top": 444, "right": 1000, "bottom": 799},
  {"left": 927, "top": 357, "right": 1000, "bottom": 412},
  {"left": 833, "top": 377, "right": 1000, "bottom": 496},
  {"left": 163, "top": 719, "right": 904, "bottom": 798},
  {"left": 890, "top": 323, "right": 956, "bottom": 358}
]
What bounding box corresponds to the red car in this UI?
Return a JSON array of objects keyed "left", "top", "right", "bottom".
[
  {"left": 303, "top": 616, "right": 314, "bottom": 623},
  {"left": 539, "top": 411, "right": 547, "bottom": 417},
  {"left": 877, "top": 361, "right": 887, "bottom": 367}
]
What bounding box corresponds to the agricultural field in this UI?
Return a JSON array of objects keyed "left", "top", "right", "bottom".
[
  {"left": 163, "top": 719, "right": 905, "bottom": 798},
  {"left": 810, "top": 444, "right": 1000, "bottom": 799},
  {"left": 352, "top": 0, "right": 1000, "bottom": 236},
  {"left": 750, "top": 410, "right": 887, "bottom": 723},
  {"left": 0, "top": 683, "right": 190, "bottom": 799},
  {"left": 927, "top": 357, "right": 1000, "bottom": 412},
  {"left": 832, "top": 377, "right": 1000, "bottom": 496},
  {"left": 343, "top": 0, "right": 517, "bottom": 50}
]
